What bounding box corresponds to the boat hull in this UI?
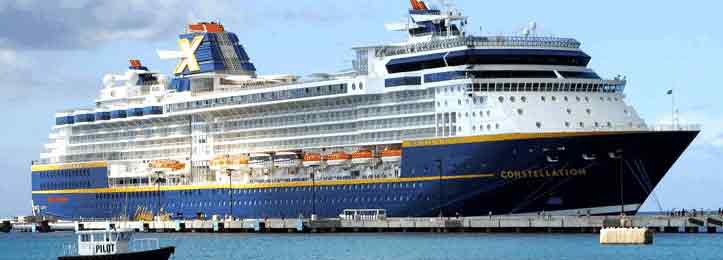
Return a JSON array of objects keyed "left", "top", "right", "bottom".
[
  {"left": 58, "top": 247, "right": 175, "bottom": 260},
  {"left": 33, "top": 131, "right": 697, "bottom": 219}
]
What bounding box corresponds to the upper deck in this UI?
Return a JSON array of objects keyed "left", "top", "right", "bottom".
[{"left": 371, "top": 36, "right": 582, "bottom": 58}]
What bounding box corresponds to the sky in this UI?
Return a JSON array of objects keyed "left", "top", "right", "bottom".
[{"left": 0, "top": 0, "right": 721, "bottom": 217}]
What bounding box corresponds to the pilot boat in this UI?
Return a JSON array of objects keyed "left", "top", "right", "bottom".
[{"left": 59, "top": 229, "right": 175, "bottom": 260}]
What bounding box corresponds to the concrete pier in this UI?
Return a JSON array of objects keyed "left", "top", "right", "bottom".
[{"left": 9, "top": 215, "right": 718, "bottom": 234}]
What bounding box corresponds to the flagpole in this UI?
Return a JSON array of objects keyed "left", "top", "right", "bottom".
[{"left": 672, "top": 87, "right": 676, "bottom": 129}]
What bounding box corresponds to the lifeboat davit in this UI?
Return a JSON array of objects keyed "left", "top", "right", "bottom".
[
  {"left": 249, "top": 153, "right": 272, "bottom": 169},
  {"left": 323, "top": 151, "right": 351, "bottom": 166},
  {"left": 274, "top": 152, "right": 301, "bottom": 168},
  {"left": 351, "top": 150, "right": 374, "bottom": 164},
  {"left": 381, "top": 148, "right": 402, "bottom": 163},
  {"left": 303, "top": 152, "right": 322, "bottom": 167}
]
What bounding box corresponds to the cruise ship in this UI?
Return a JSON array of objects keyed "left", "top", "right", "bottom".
[{"left": 31, "top": 1, "right": 699, "bottom": 220}]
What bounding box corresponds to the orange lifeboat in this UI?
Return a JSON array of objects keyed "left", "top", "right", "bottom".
[
  {"left": 381, "top": 148, "right": 402, "bottom": 163},
  {"left": 149, "top": 160, "right": 186, "bottom": 171},
  {"left": 351, "top": 150, "right": 374, "bottom": 164},
  {"left": 323, "top": 151, "right": 352, "bottom": 166},
  {"left": 229, "top": 155, "right": 249, "bottom": 169},
  {"left": 210, "top": 155, "right": 230, "bottom": 170},
  {"left": 303, "top": 152, "right": 322, "bottom": 167}
]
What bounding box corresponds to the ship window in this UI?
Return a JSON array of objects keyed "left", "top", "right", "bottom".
[
  {"left": 510, "top": 96, "right": 516, "bottom": 103},
  {"left": 517, "top": 109, "right": 524, "bottom": 115},
  {"left": 536, "top": 122, "right": 542, "bottom": 128},
  {"left": 565, "top": 122, "right": 571, "bottom": 127},
  {"left": 498, "top": 97, "right": 504, "bottom": 103}
]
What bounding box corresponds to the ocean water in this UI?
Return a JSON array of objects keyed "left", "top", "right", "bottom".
[{"left": 1, "top": 232, "right": 721, "bottom": 260}]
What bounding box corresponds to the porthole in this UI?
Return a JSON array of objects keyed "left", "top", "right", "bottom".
[
  {"left": 541, "top": 96, "right": 546, "bottom": 102},
  {"left": 565, "top": 122, "right": 571, "bottom": 127},
  {"left": 607, "top": 122, "right": 612, "bottom": 127},
  {"left": 566, "top": 108, "right": 572, "bottom": 114},
  {"left": 465, "top": 112, "right": 469, "bottom": 117},
  {"left": 486, "top": 111, "right": 491, "bottom": 116},
  {"left": 594, "top": 122, "right": 600, "bottom": 127},
  {"left": 579, "top": 122, "right": 585, "bottom": 127},
  {"left": 517, "top": 109, "right": 524, "bottom": 115},
  {"left": 495, "top": 123, "right": 500, "bottom": 129},
  {"left": 564, "top": 96, "right": 569, "bottom": 102},
  {"left": 487, "top": 124, "right": 491, "bottom": 130},
  {"left": 576, "top": 96, "right": 581, "bottom": 102},
  {"left": 510, "top": 96, "right": 516, "bottom": 102},
  {"left": 586, "top": 109, "right": 592, "bottom": 115},
  {"left": 551, "top": 96, "right": 557, "bottom": 101},
  {"left": 536, "top": 122, "right": 542, "bottom": 128},
  {"left": 458, "top": 99, "right": 462, "bottom": 105},
  {"left": 359, "top": 83, "right": 364, "bottom": 89},
  {"left": 585, "top": 97, "right": 590, "bottom": 102},
  {"left": 521, "top": 96, "right": 527, "bottom": 102},
  {"left": 352, "top": 84, "right": 356, "bottom": 90},
  {"left": 473, "top": 126, "right": 477, "bottom": 131},
  {"left": 498, "top": 96, "right": 504, "bottom": 103},
  {"left": 472, "top": 112, "right": 476, "bottom": 117}
]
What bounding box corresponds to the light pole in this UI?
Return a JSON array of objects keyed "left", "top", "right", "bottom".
[
  {"left": 155, "top": 171, "right": 164, "bottom": 218},
  {"left": 435, "top": 160, "right": 444, "bottom": 218},
  {"left": 311, "top": 170, "right": 316, "bottom": 218},
  {"left": 227, "top": 168, "right": 234, "bottom": 219}
]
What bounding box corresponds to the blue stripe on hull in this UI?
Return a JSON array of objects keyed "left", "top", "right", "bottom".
[{"left": 32, "top": 131, "right": 698, "bottom": 219}]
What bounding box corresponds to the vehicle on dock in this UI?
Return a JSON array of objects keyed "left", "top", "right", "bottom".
[{"left": 58, "top": 229, "right": 174, "bottom": 260}]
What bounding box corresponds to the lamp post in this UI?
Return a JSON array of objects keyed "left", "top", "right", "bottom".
[
  {"left": 311, "top": 170, "right": 316, "bottom": 219},
  {"left": 227, "top": 168, "right": 234, "bottom": 219},
  {"left": 154, "top": 170, "right": 164, "bottom": 218},
  {"left": 435, "top": 159, "right": 444, "bottom": 218}
]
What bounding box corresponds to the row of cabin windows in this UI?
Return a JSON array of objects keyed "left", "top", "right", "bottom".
[
  {"left": 499, "top": 95, "right": 620, "bottom": 104},
  {"left": 535, "top": 121, "right": 616, "bottom": 129},
  {"left": 37, "top": 169, "right": 93, "bottom": 178},
  {"left": 96, "top": 195, "right": 435, "bottom": 211},
  {"left": 96, "top": 182, "right": 424, "bottom": 200},
  {"left": 470, "top": 82, "right": 622, "bottom": 93},
  {"left": 39, "top": 181, "right": 92, "bottom": 190}
]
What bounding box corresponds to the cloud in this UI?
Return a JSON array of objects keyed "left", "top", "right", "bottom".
[
  {"left": 0, "top": 0, "right": 376, "bottom": 51},
  {"left": 0, "top": 0, "right": 207, "bottom": 50}
]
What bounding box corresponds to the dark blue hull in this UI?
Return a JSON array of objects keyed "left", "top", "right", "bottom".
[{"left": 32, "top": 131, "right": 698, "bottom": 219}]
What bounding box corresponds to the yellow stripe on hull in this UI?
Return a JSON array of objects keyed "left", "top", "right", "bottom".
[
  {"left": 31, "top": 173, "right": 495, "bottom": 195},
  {"left": 31, "top": 161, "right": 108, "bottom": 172},
  {"left": 402, "top": 131, "right": 649, "bottom": 148}
]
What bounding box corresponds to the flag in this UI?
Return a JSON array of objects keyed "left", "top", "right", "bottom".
[{"left": 666, "top": 90, "right": 673, "bottom": 95}]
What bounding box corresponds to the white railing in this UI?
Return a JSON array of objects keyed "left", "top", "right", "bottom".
[
  {"left": 378, "top": 35, "right": 581, "bottom": 57},
  {"left": 650, "top": 124, "right": 701, "bottom": 131}
]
